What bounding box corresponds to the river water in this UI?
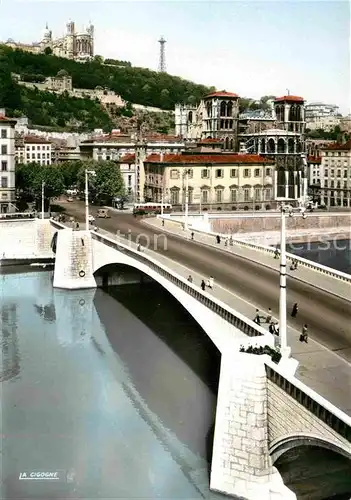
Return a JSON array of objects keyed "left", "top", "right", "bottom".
[
  {"left": 1, "top": 268, "right": 350, "bottom": 500},
  {"left": 286, "top": 239, "right": 351, "bottom": 274}
]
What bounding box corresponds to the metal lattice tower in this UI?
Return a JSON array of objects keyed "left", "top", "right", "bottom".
[{"left": 158, "top": 36, "right": 166, "bottom": 72}]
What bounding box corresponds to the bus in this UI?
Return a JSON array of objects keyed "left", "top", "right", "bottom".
[{"left": 133, "top": 202, "right": 172, "bottom": 215}]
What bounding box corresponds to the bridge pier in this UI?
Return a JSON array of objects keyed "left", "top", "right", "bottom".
[
  {"left": 53, "top": 228, "right": 96, "bottom": 289},
  {"left": 210, "top": 352, "right": 296, "bottom": 500}
]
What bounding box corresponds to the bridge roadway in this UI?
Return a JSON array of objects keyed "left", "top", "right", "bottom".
[{"left": 59, "top": 202, "right": 351, "bottom": 414}]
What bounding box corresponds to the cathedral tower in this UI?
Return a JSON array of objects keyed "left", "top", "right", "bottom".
[{"left": 202, "top": 90, "right": 240, "bottom": 151}]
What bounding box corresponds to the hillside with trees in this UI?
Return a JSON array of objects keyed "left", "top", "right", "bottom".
[{"left": 0, "top": 45, "right": 212, "bottom": 110}]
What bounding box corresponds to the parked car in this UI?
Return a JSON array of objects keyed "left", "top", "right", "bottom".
[
  {"left": 88, "top": 214, "right": 95, "bottom": 223},
  {"left": 67, "top": 197, "right": 74, "bottom": 202},
  {"left": 97, "top": 209, "right": 110, "bottom": 218}
]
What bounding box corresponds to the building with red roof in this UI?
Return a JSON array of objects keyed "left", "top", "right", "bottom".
[
  {"left": 15, "top": 135, "right": 53, "bottom": 166},
  {"left": 143, "top": 151, "right": 275, "bottom": 210}
]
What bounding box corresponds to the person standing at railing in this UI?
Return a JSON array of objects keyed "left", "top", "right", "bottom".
[
  {"left": 187, "top": 275, "right": 193, "bottom": 283},
  {"left": 201, "top": 280, "right": 206, "bottom": 291},
  {"left": 266, "top": 308, "right": 272, "bottom": 323},
  {"left": 208, "top": 276, "right": 214, "bottom": 289}
]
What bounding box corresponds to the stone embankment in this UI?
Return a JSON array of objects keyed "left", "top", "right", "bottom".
[{"left": 210, "top": 214, "right": 351, "bottom": 245}]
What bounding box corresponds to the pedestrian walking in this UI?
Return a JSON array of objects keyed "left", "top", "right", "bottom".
[
  {"left": 274, "top": 248, "right": 279, "bottom": 259},
  {"left": 76, "top": 221, "right": 80, "bottom": 230},
  {"left": 208, "top": 276, "right": 214, "bottom": 289},
  {"left": 291, "top": 303, "right": 298, "bottom": 317},
  {"left": 162, "top": 219, "right": 165, "bottom": 227},
  {"left": 266, "top": 308, "right": 272, "bottom": 323},
  {"left": 229, "top": 236, "right": 233, "bottom": 246},
  {"left": 201, "top": 280, "right": 206, "bottom": 291},
  {"left": 187, "top": 275, "right": 193, "bottom": 283},
  {"left": 254, "top": 309, "right": 261, "bottom": 325},
  {"left": 300, "top": 324, "right": 308, "bottom": 343},
  {"left": 137, "top": 243, "right": 141, "bottom": 251},
  {"left": 191, "top": 231, "right": 194, "bottom": 240},
  {"left": 216, "top": 235, "right": 221, "bottom": 244},
  {"left": 269, "top": 321, "right": 277, "bottom": 335}
]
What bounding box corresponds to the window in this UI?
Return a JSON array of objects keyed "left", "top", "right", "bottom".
[
  {"left": 324, "top": 170, "right": 328, "bottom": 176},
  {"left": 215, "top": 169, "right": 223, "bottom": 178},
  {"left": 337, "top": 170, "right": 341, "bottom": 177},
  {"left": 244, "top": 188, "right": 250, "bottom": 201},
  {"left": 230, "top": 169, "right": 237, "bottom": 178},
  {"left": 266, "top": 168, "right": 271, "bottom": 176},
  {"left": 185, "top": 169, "right": 193, "bottom": 178},
  {"left": 330, "top": 180, "right": 334, "bottom": 188},
  {"left": 265, "top": 188, "right": 272, "bottom": 200},
  {"left": 244, "top": 169, "right": 250, "bottom": 178},
  {"left": 1, "top": 145, "right": 7, "bottom": 155},
  {"left": 344, "top": 181, "right": 347, "bottom": 188},
  {"left": 344, "top": 170, "right": 348, "bottom": 178},
  {"left": 171, "top": 190, "right": 179, "bottom": 204},
  {"left": 1, "top": 177, "right": 8, "bottom": 188},
  {"left": 170, "top": 169, "right": 179, "bottom": 179},
  {"left": 254, "top": 168, "right": 260, "bottom": 177},
  {"left": 202, "top": 190, "right": 209, "bottom": 203},
  {"left": 231, "top": 189, "right": 237, "bottom": 202},
  {"left": 128, "top": 175, "right": 132, "bottom": 186},
  {"left": 215, "top": 190, "right": 223, "bottom": 203},
  {"left": 331, "top": 169, "right": 335, "bottom": 176},
  {"left": 254, "top": 188, "right": 261, "bottom": 201},
  {"left": 1, "top": 129, "right": 7, "bottom": 139},
  {"left": 1, "top": 161, "right": 7, "bottom": 171},
  {"left": 201, "top": 169, "right": 209, "bottom": 179}
]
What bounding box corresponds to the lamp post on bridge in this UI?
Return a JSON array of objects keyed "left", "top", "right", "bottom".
[
  {"left": 41, "top": 181, "right": 45, "bottom": 220},
  {"left": 85, "top": 169, "right": 96, "bottom": 231},
  {"left": 184, "top": 168, "right": 191, "bottom": 230}
]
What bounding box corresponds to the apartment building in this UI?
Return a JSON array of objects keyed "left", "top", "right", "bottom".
[
  {"left": 309, "top": 141, "right": 351, "bottom": 208},
  {"left": 16, "top": 136, "right": 52, "bottom": 165},
  {"left": 143, "top": 152, "right": 275, "bottom": 210},
  {"left": 0, "top": 110, "right": 17, "bottom": 213}
]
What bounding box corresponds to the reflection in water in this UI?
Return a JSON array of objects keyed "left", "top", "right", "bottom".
[
  {"left": 1, "top": 270, "right": 227, "bottom": 500},
  {"left": 33, "top": 303, "right": 56, "bottom": 322},
  {"left": 0, "top": 304, "right": 20, "bottom": 382}
]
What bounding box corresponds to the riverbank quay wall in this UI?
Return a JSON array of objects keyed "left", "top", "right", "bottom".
[{"left": 0, "top": 218, "right": 54, "bottom": 260}]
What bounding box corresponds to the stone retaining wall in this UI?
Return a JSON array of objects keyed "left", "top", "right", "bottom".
[{"left": 211, "top": 214, "right": 351, "bottom": 235}]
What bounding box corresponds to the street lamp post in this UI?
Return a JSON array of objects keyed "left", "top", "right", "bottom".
[
  {"left": 41, "top": 181, "right": 45, "bottom": 220},
  {"left": 184, "top": 168, "right": 190, "bottom": 230},
  {"left": 85, "top": 169, "right": 96, "bottom": 231},
  {"left": 279, "top": 203, "right": 289, "bottom": 358}
]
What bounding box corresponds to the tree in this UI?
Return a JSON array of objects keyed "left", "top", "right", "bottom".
[
  {"left": 44, "top": 47, "right": 52, "bottom": 55},
  {"left": 15, "top": 162, "right": 65, "bottom": 209},
  {"left": 77, "top": 160, "right": 125, "bottom": 205},
  {"left": 94, "top": 55, "right": 104, "bottom": 64}
]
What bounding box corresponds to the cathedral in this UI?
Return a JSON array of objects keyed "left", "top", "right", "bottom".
[
  {"left": 4, "top": 20, "right": 94, "bottom": 61},
  {"left": 175, "top": 91, "right": 308, "bottom": 201}
]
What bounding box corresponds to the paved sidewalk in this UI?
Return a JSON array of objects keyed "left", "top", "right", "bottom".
[
  {"left": 93, "top": 226, "right": 351, "bottom": 416},
  {"left": 145, "top": 218, "right": 351, "bottom": 302}
]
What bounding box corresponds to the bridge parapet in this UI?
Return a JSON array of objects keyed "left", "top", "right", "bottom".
[
  {"left": 265, "top": 360, "right": 351, "bottom": 461},
  {"left": 160, "top": 216, "right": 351, "bottom": 285},
  {"left": 91, "top": 230, "right": 267, "bottom": 340}
]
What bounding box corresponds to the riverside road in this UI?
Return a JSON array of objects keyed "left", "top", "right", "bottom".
[{"left": 60, "top": 202, "right": 351, "bottom": 363}]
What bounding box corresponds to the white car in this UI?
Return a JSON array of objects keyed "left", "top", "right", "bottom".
[{"left": 88, "top": 215, "right": 95, "bottom": 223}]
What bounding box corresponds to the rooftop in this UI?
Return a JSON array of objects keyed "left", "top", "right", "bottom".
[
  {"left": 307, "top": 155, "right": 322, "bottom": 164},
  {"left": 22, "top": 135, "right": 52, "bottom": 144},
  {"left": 197, "top": 138, "right": 224, "bottom": 144},
  {"left": 274, "top": 95, "right": 304, "bottom": 103},
  {"left": 322, "top": 140, "right": 351, "bottom": 151},
  {"left": 204, "top": 90, "right": 239, "bottom": 99},
  {"left": 145, "top": 153, "right": 274, "bottom": 165},
  {"left": 0, "top": 114, "right": 17, "bottom": 123}
]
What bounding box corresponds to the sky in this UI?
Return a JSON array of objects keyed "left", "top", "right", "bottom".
[{"left": 0, "top": 0, "right": 350, "bottom": 114}]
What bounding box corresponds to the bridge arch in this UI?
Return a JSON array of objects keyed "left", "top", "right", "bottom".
[
  {"left": 91, "top": 243, "right": 248, "bottom": 352},
  {"left": 270, "top": 432, "right": 351, "bottom": 463}
]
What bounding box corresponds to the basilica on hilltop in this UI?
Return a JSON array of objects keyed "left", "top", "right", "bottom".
[{"left": 4, "top": 20, "right": 94, "bottom": 61}]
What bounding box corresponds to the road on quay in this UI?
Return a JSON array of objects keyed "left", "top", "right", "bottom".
[{"left": 58, "top": 201, "right": 351, "bottom": 363}]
